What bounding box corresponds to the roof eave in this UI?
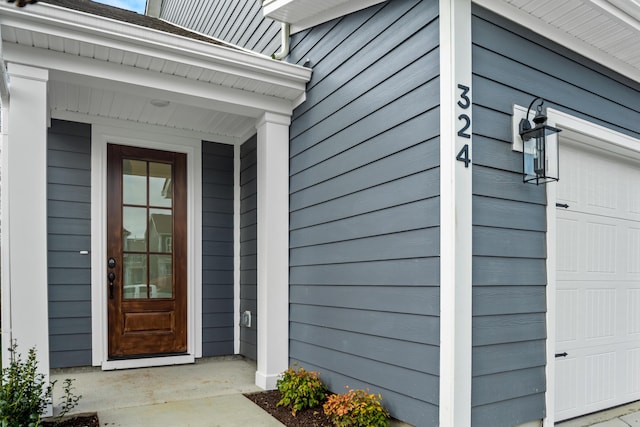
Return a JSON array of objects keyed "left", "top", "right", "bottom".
[
  {"left": 473, "top": 0, "right": 640, "bottom": 85},
  {"left": 0, "top": 2, "right": 312, "bottom": 98}
]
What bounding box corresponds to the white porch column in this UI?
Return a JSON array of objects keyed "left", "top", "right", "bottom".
[
  {"left": 254, "top": 111, "right": 290, "bottom": 390},
  {"left": 1, "top": 64, "right": 50, "bottom": 381}
]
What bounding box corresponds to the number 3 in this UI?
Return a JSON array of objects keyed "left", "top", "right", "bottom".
[{"left": 457, "top": 84, "right": 470, "bottom": 109}]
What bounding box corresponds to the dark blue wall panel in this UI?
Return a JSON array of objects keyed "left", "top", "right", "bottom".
[
  {"left": 287, "top": 1, "right": 441, "bottom": 425},
  {"left": 47, "top": 119, "right": 92, "bottom": 368},
  {"left": 202, "top": 141, "right": 234, "bottom": 356},
  {"left": 240, "top": 135, "right": 257, "bottom": 360}
]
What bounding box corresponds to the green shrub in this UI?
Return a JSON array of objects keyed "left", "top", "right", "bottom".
[
  {"left": 0, "top": 341, "right": 53, "bottom": 427},
  {"left": 276, "top": 366, "right": 327, "bottom": 415},
  {"left": 323, "top": 387, "right": 391, "bottom": 427},
  {"left": 55, "top": 378, "right": 81, "bottom": 424},
  {"left": 0, "top": 342, "right": 81, "bottom": 427}
]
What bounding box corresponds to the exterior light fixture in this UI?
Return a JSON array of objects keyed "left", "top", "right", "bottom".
[
  {"left": 150, "top": 99, "right": 170, "bottom": 108},
  {"left": 519, "top": 97, "right": 561, "bottom": 185}
]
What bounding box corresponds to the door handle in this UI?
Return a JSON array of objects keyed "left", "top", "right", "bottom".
[
  {"left": 108, "top": 272, "right": 116, "bottom": 299},
  {"left": 555, "top": 352, "right": 568, "bottom": 358}
]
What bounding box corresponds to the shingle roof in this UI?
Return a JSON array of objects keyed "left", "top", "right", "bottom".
[{"left": 38, "top": 0, "right": 228, "bottom": 47}]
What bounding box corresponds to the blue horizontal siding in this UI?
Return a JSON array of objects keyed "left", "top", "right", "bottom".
[
  {"left": 239, "top": 135, "right": 257, "bottom": 360},
  {"left": 47, "top": 119, "right": 92, "bottom": 368},
  {"left": 288, "top": 1, "right": 440, "bottom": 425},
  {"left": 471, "top": 4, "right": 640, "bottom": 426},
  {"left": 201, "top": 141, "right": 234, "bottom": 356},
  {"left": 159, "top": 0, "right": 280, "bottom": 55}
]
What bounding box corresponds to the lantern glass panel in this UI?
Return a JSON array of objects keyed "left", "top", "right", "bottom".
[{"left": 523, "top": 125, "right": 560, "bottom": 184}]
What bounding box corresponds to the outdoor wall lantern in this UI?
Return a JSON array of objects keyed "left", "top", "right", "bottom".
[{"left": 519, "top": 97, "right": 561, "bottom": 185}]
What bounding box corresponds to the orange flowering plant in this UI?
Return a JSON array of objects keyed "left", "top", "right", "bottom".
[{"left": 323, "top": 386, "right": 390, "bottom": 427}]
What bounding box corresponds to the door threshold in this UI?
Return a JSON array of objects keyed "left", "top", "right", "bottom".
[
  {"left": 109, "top": 351, "right": 188, "bottom": 361},
  {"left": 101, "top": 353, "right": 195, "bottom": 371}
]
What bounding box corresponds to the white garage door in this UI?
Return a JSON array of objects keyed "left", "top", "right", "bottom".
[{"left": 555, "top": 139, "right": 640, "bottom": 421}]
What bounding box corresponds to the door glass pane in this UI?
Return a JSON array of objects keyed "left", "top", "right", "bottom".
[
  {"left": 123, "top": 254, "right": 147, "bottom": 299},
  {"left": 123, "top": 207, "right": 147, "bottom": 251},
  {"left": 150, "top": 254, "right": 172, "bottom": 298},
  {"left": 148, "top": 208, "right": 172, "bottom": 253},
  {"left": 149, "top": 162, "right": 172, "bottom": 208},
  {"left": 123, "top": 160, "right": 147, "bottom": 205},
  {"left": 121, "top": 157, "right": 174, "bottom": 300}
]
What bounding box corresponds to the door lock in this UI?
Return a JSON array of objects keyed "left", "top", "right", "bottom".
[{"left": 108, "top": 272, "right": 116, "bottom": 299}]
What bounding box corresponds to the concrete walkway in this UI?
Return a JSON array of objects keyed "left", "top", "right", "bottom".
[
  {"left": 49, "top": 357, "right": 284, "bottom": 426},
  {"left": 556, "top": 401, "right": 640, "bottom": 427}
]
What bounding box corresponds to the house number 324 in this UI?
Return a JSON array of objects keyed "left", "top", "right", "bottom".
[{"left": 456, "top": 83, "right": 471, "bottom": 168}]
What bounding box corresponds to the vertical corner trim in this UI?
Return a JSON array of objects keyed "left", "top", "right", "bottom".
[{"left": 439, "top": 0, "right": 473, "bottom": 426}]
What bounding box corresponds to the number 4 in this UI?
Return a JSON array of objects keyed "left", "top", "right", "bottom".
[{"left": 456, "top": 144, "right": 471, "bottom": 168}]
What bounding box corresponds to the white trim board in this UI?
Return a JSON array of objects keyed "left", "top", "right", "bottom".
[
  {"left": 233, "top": 143, "right": 241, "bottom": 354},
  {"left": 542, "top": 108, "right": 640, "bottom": 426},
  {"left": 90, "top": 122, "right": 203, "bottom": 370},
  {"left": 263, "top": 0, "right": 386, "bottom": 33},
  {"left": 439, "top": 0, "right": 473, "bottom": 425}
]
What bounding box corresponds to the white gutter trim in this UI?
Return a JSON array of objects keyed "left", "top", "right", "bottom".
[
  {"left": 271, "top": 23, "right": 290, "bottom": 60},
  {"left": 0, "top": 3, "right": 311, "bottom": 89},
  {"left": 0, "top": 26, "right": 9, "bottom": 105},
  {"left": 145, "top": 0, "right": 161, "bottom": 18},
  {"left": 263, "top": 0, "right": 386, "bottom": 34}
]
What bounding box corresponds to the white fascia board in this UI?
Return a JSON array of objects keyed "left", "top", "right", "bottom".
[
  {"left": 263, "top": 0, "right": 386, "bottom": 33},
  {"left": 473, "top": 0, "right": 640, "bottom": 84},
  {"left": 3, "top": 43, "right": 293, "bottom": 118},
  {"left": 0, "top": 3, "right": 311, "bottom": 93}
]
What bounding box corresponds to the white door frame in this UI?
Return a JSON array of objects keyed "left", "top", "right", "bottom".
[
  {"left": 543, "top": 108, "right": 640, "bottom": 426},
  {"left": 90, "top": 121, "right": 204, "bottom": 369}
]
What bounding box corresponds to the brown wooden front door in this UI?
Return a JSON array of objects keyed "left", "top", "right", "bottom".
[{"left": 107, "top": 144, "right": 187, "bottom": 358}]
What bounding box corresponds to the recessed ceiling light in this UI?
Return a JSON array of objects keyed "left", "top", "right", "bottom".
[{"left": 150, "top": 99, "right": 170, "bottom": 107}]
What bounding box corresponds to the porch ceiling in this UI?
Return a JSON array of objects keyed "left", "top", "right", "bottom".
[
  {"left": 0, "top": 1, "right": 311, "bottom": 143},
  {"left": 476, "top": 0, "right": 640, "bottom": 84}
]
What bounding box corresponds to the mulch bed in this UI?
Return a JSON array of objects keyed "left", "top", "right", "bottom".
[
  {"left": 42, "top": 413, "right": 99, "bottom": 427},
  {"left": 245, "top": 390, "right": 333, "bottom": 427}
]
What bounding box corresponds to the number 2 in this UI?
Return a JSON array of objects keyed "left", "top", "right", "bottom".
[{"left": 457, "top": 114, "right": 471, "bottom": 139}]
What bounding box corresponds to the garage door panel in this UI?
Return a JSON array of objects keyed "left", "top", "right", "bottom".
[
  {"left": 559, "top": 143, "right": 640, "bottom": 221},
  {"left": 555, "top": 356, "right": 580, "bottom": 414},
  {"left": 627, "top": 289, "right": 640, "bottom": 336},
  {"left": 557, "top": 217, "right": 580, "bottom": 273},
  {"left": 624, "top": 346, "right": 640, "bottom": 395},
  {"left": 556, "top": 141, "right": 640, "bottom": 421},
  {"left": 557, "top": 288, "right": 578, "bottom": 343},
  {"left": 628, "top": 228, "right": 640, "bottom": 275},
  {"left": 584, "top": 351, "right": 616, "bottom": 406},
  {"left": 585, "top": 288, "right": 616, "bottom": 340}
]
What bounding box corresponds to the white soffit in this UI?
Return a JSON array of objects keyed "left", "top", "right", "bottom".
[
  {"left": 263, "top": 0, "right": 386, "bottom": 33},
  {"left": 475, "top": 0, "right": 640, "bottom": 84},
  {"left": 0, "top": 2, "right": 311, "bottom": 140}
]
